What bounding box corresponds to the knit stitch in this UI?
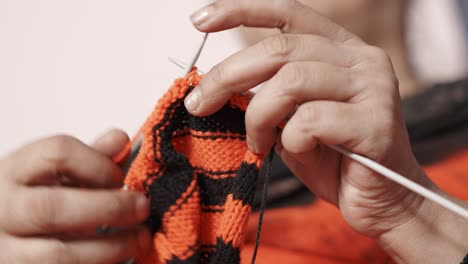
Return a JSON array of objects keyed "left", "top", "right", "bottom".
[{"left": 120, "top": 70, "right": 263, "bottom": 264}]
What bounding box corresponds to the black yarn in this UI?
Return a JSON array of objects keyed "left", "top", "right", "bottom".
[
  {"left": 460, "top": 254, "right": 468, "bottom": 264},
  {"left": 251, "top": 146, "right": 275, "bottom": 264}
]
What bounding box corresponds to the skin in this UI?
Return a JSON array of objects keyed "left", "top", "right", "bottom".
[
  {"left": 0, "top": 130, "right": 151, "bottom": 263},
  {"left": 186, "top": 0, "right": 468, "bottom": 263},
  {"left": 298, "top": 0, "right": 423, "bottom": 98},
  {"left": 240, "top": 0, "right": 422, "bottom": 98},
  {"left": 0, "top": 0, "right": 466, "bottom": 263}
]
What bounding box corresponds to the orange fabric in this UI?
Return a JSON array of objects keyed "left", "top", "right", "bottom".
[
  {"left": 123, "top": 70, "right": 263, "bottom": 264},
  {"left": 243, "top": 201, "right": 392, "bottom": 264},
  {"left": 240, "top": 150, "right": 468, "bottom": 264},
  {"left": 120, "top": 69, "right": 468, "bottom": 263},
  {"left": 424, "top": 150, "right": 468, "bottom": 200}
]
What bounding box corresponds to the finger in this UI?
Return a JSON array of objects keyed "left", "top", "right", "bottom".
[
  {"left": 191, "top": 0, "right": 363, "bottom": 44},
  {"left": 276, "top": 145, "right": 340, "bottom": 205},
  {"left": 246, "top": 62, "right": 358, "bottom": 153},
  {"left": 281, "top": 101, "right": 365, "bottom": 154},
  {"left": 11, "top": 228, "right": 151, "bottom": 264},
  {"left": 185, "top": 34, "right": 359, "bottom": 116},
  {"left": 91, "top": 129, "right": 130, "bottom": 158},
  {"left": 282, "top": 99, "right": 401, "bottom": 163},
  {"left": 2, "top": 187, "right": 149, "bottom": 235},
  {"left": 3, "top": 135, "right": 123, "bottom": 187}
]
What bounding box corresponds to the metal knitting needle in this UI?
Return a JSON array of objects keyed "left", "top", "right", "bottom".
[
  {"left": 121, "top": 35, "right": 209, "bottom": 189},
  {"left": 329, "top": 145, "right": 468, "bottom": 220},
  {"left": 169, "top": 57, "right": 468, "bottom": 220},
  {"left": 182, "top": 32, "right": 209, "bottom": 76},
  {"left": 169, "top": 56, "right": 205, "bottom": 74}
]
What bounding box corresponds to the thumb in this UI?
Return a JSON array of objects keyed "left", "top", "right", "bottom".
[{"left": 91, "top": 129, "right": 130, "bottom": 157}]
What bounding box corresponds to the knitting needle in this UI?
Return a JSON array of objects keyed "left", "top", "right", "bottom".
[
  {"left": 119, "top": 35, "right": 209, "bottom": 189},
  {"left": 329, "top": 145, "right": 468, "bottom": 219},
  {"left": 183, "top": 33, "right": 209, "bottom": 76},
  {"left": 168, "top": 57, "right": 468, "bottom": 220},
  {"left": 169, "top": 56, "right": 205, "bottom": 74}
]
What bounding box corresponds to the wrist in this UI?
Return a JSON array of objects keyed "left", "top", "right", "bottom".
[{"left": 378, "top": 181, "right": 468, "bottom": 263}]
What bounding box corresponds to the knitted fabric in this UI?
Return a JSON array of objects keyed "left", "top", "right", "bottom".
[{"left": 121, "top": 70, "right": 263, "bottom": 264}]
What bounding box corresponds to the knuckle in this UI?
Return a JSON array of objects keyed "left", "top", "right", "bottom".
[
  {"left": 30, "top": 191, "right": 62, "bottom": 231},
  {"left": 42, "top": 135, "right": 79, "bottom": 167},
  {"left": 278, "top": 0, "right": 303, "bottom": 30},
  {"left": 281, "top": 117, "right": 313, "bottom": 154},
  {"left": 364, "top": 46, "right": 391, "bottom": 65},
  {"left": 277, "top": 63, "right": 305, "bottom": 93},
  {"left": 371, "top": 74, "right": 399, "bottom": 94},
  {"left": 296, "top": 104, "right": 318, "bottom": 124},
  {"left": 106, "top": 192, "right": 131, "bottom": 220},
  {"left": 350, "top": 69, "right": 399, "bottom": 98},
  {"left": 208, "top": 64, "right": 227, "bottom": 86},
  {"left": 262, "top": 34, "right": 296, "bottom": 58},
  {"left": 333, "top": 27, "right": 355, "bottom": 43}
]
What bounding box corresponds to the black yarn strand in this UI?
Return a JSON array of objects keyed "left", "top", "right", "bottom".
[
  {"left": 251, "top": 146, "right": 275, "bottom": 264},
  {"left": 460, "top": 254, "right": 468, "bottom": 264}
]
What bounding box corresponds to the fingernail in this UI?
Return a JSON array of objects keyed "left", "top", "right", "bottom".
[
  {"left": 138, "top": 228, "right": 151, "bottom": 249},
  {"left": 191, "top": 5, "right": 213, "bottom": 26},
  {"left": 185, "top": 87, "right": 201, "bottom": 113},
  {"left": 136, "top": 195, "right": 149, "bottom": 220}
]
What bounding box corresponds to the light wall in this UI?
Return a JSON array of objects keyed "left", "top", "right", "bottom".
[
  {"left": 0, "top": 0, "right": 246, "bottom": 155},
  {"left": 1, "top": 0, "right": 466, "bottom": 156}
]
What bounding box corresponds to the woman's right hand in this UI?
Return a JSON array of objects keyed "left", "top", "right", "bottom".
[
  {"left": 185, "top": 1, "right": 468, "bottom": 262},
  {"left": 0, "top": 130, "right": 151, "bottom": 263}
]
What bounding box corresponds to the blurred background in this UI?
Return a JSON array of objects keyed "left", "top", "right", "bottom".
[{"left": 1, "top": 0, "right": 467, "bottom": 156}]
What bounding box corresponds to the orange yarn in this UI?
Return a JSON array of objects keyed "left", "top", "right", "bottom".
[
  {"left": 122, "top": 70, "right": 263, "bottom": 264},
  {"left": 118, "top": 69, "right": 468, "bottom": 263},
  {"left": 240, "top": 150, "right": 468, "bottom": 264}
]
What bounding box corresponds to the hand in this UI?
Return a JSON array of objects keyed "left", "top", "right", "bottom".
[
  {"left": 0, "top": 130, "right": 151, "bottom": 263},
  {"left": 186, "top": 0, "right": 426, "bottom": 237}
]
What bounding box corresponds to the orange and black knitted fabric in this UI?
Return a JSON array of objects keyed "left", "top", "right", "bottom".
[{"left": 122, "top": 70, "right": 263, "bottom": 264}]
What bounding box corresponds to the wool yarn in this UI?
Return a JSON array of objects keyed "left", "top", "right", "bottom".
[{"left": 118, "top": 70, "right": 263, "bottom": 264}]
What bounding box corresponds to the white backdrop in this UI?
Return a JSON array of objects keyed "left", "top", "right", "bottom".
[
  {"left": 1, "top": 0, "right": 466, "bottom": 156},
  {"left": 0, "top": 0, "right": 245, "bottom": 155}
]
